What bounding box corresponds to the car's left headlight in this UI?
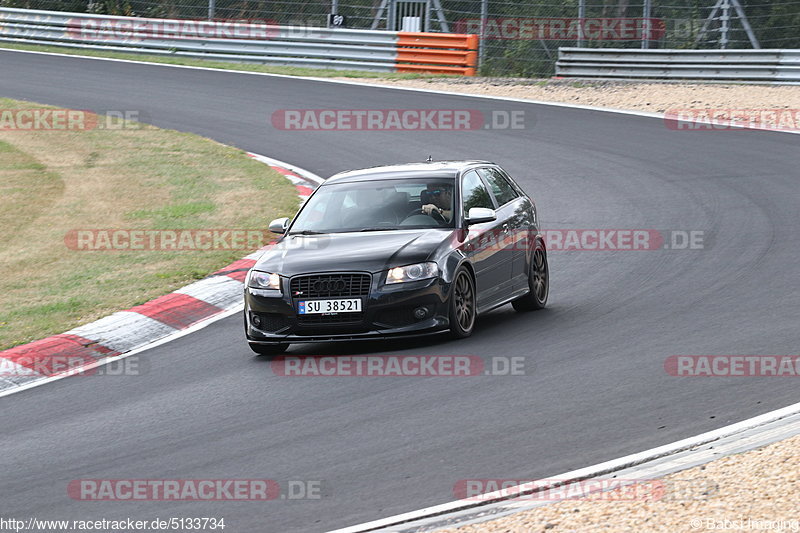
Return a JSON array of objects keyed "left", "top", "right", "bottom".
[
  {"left": 247, "top": 270, "right": 281, "bottom": 291},
  {"left": 385, "top": 262, "right": 439, "bottom": 284}
]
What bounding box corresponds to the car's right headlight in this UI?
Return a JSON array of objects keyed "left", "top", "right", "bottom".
[
  {"left": 247, "top": 270, "right": 281, "bottom": 291},
  {"left": 385, "top": 262, "right": 439, "bottom": 284}
]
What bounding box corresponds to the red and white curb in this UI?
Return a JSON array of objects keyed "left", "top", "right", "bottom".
[
  {"left": 0, "top": 152, "right": 321, "bottom": 396},
  {"left": 246, "top": 152, "right": 320, "bottom": 202}
]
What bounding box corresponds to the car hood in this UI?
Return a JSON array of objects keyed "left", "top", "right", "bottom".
[{"left": 253, "top": 229, "right": 455, "bottom": 276}]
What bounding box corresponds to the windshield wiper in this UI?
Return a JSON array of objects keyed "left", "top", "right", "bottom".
[
  {"left": 358, "top": 227, "right": 399, "bottom": 232},
  {"left": 289, "top": 230, "right": 326, "bottom": 235}
]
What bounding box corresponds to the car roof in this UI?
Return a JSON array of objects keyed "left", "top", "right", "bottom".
[{"left": 325, "top": 160, "right": 495, "bottom": 184}]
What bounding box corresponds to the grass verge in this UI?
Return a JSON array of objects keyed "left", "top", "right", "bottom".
[{"left": 0, "top": 97, "right": 299, "bottom": 350}]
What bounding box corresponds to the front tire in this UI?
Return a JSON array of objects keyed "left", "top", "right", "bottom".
[
  {"left": 512, "top": 241, "right": 549, "bottom": 312},
  {"left": 249, "top": 342, "right": 289, "bottom": 356},
  {"left": 449, "top": 267, "right": 476, "bottom": 338}
]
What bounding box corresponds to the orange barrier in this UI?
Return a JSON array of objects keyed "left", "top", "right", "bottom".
[{"left": 397, "top": 32, "right": 478, "bottom": 76}]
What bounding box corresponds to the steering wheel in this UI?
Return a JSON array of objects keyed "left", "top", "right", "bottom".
[{"left": 404, "top": 207, "right": 446, "bottom": 223}]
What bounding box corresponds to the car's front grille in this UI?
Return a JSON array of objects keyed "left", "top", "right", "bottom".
[{"left": 291, "top": 273, "right": 371, "bottom": 299}]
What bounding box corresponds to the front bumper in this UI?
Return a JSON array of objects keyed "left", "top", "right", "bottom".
[{"left": 244, "top": 273, "right": 451, "bottom": 344}]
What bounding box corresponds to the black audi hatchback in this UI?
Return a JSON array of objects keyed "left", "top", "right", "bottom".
[{"left": 244, "top": 161, "right": 548, "bottom": 355}]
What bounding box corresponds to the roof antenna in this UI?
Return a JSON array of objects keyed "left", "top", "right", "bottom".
[{"left": 426, "top": 155, "right": 433, "bottom": 162}]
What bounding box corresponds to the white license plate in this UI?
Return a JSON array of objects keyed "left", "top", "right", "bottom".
[{"left": 298, "top": 299, "right": 361, "bottom": 314}]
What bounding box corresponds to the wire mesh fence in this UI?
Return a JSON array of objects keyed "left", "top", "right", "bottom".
[{"left": 3, "top": 0, "right": 800, "bottom": 76}]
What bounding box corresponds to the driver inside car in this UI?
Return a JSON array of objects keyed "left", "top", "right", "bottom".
[{"left": 421, "top": 183, "right": 454, "bottom": 223}]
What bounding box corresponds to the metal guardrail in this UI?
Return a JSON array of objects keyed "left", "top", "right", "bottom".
[
  {"left": 0, "top": 7, "right": 477, "bottom": 75},
  {"left": 556, "top": 48, "right": 800, "bottom": 82}
]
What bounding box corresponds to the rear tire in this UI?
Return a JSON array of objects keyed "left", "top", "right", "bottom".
[
  {"left": 249, "top": 343, "right": 289, "bottom": 356},
  {"left": 449, "top": 267, "right": 476, "bottom": 338},
  {"left": 512, "top": 241, "right": 549, "bottom": 312}
]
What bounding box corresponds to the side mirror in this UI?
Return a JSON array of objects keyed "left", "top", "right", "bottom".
[
  {"left": 268, "top": 217, "right": 290, "bottom": 234},
  {"left": 465, "top": 207, "right": 496, "bottom": 225}
]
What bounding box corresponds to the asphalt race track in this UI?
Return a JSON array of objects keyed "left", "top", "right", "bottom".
[{"left": 1, "top": 50, "right": 799, "bottom": 532}]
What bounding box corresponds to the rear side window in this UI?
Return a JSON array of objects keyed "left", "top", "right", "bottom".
[
  {"left": 461, "top": 170, "right": 494, "bottom": 213},
  {"left": 478, "top": 168, "right": 519, "bottom": 206}
]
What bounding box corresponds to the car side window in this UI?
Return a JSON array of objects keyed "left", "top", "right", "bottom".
[
  {"left": 461, "top": 170, "right": 494, "bottom": 214},
  {"left": 478, "top": 168, "right": 519, "bottom": 206}
]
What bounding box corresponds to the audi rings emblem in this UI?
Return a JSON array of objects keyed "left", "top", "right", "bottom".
[{"left": 312, "top": 278, "right": 347, "bottom": 292}]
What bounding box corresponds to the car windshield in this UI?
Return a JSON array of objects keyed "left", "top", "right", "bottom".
[{"left": 289, "top": 177, "right": 456, "bottom": 233}]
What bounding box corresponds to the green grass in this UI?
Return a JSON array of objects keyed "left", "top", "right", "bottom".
[
  {"left": 128, "top": 201, "right": 217, "bottom": 226},
  {"left": 0, "top": 97, "right": 300, "bottom": 350},
  {"left": 0, "top": 41, "right": 460, "bottom": 80}
]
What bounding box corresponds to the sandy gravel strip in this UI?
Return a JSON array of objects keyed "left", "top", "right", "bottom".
[{"left": 436, "top": 433, "right": 800, "bottom": 533}]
